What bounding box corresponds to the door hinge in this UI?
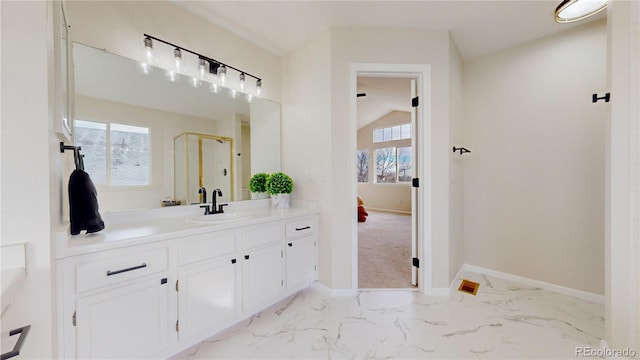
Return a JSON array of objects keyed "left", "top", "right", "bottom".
[
  {"left": 72, "top": 310, "right": 76, "bottom": 327},
  {"left": 281, "top": 279, "right": 284, "bottom": 286},
  {"left": 314, "top": 265, "right": 317, "bottom": 271},
  {"left": 175, "top": 279, "right": 179, "bottom": 292},
  {"left": 176, "top": 319, "right": 179, "bottom": 332},
  {"left": 412, "top": 178, "right": 420, "bottom": 188},
  {"left": 412, "top": 257, "right": 420, "bottom": 268},
  {"left": 281, "top": 251, "right": 283, "bottom": 258},
  {"left": 412, "top": 96, "right": 419, "bottom": 107}
]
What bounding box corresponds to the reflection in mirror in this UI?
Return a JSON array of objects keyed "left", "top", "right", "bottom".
[
  {"left": 174, "top": 132, "right": 233, "bottom": 205},
  {"left": 72, "top": 42, "right": 281, "bottom": 211}
]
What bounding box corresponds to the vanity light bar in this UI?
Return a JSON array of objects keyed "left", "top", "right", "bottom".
[{"left": 143, "top": 34, "right": 262, "bottom": 92}]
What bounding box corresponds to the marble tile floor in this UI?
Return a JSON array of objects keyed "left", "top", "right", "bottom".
[{"left": 173, "top": 270, "right": 604, "bottom": 359}]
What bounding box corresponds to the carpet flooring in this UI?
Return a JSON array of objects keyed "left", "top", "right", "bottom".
[{"left": 358, "top": 210, "right": 415, "bottom": 288}]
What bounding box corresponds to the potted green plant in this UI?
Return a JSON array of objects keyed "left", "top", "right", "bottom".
[
  {"left": 249, "top": 173, "right": 269, "bottom": 199},
  {"left": 265, "top": 172, "right": 294, "bottom": 208}
]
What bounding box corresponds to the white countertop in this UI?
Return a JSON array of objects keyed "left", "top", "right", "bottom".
[{"left": 57, "top": 199, "right": 319, "bottom": 259}]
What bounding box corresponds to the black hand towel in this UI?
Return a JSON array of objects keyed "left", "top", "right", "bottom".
[{"left": 69, "top": 169, "right": 105, "bottom": 235}]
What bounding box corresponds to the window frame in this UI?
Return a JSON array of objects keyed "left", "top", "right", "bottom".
[{"left": 74, "top": 119, "right": 152, "bottom": 187}]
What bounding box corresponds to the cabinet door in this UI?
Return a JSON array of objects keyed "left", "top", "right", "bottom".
[
  {"left": 76, "top": 277, "right": 169, "bottom": 359},
  {"left": 286, "top": 235, "right": 317, "bottom": 291},
  {"left": 242, "top": 244, "right": 283, "bottom": 312},
  {"left": 178, "top": 257, "right": 238, "bottom": 342}
]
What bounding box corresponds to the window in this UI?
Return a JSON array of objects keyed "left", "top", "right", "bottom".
[
  {"left": 75, "top": 120, "right": 150, "bottom": 186},
  {"left": 374, "top": 147, "right": 412, "bottom": 184},
  {"left": 397, "top": 146, "right": 412, "bottom": 182},
  {"left": 356, "top": 150, "right": 369, "bottom": 182},
  {"left": 375, "top": 147, "right": 397, "bottom": 183},
  {"left": 373, "top": 124, "right": 411, "bottom": 143}
]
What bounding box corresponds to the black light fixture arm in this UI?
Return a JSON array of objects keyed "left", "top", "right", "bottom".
[
  {"left": 143, "top": 34, "right": 262, "bottom": 82},
  {"left": 453, "top": 146, "right": 471, "bottom": 155}
]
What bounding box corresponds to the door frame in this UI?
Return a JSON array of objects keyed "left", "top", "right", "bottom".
[{"left": 349, "top": 63, "right": 432, "bottom": 294}]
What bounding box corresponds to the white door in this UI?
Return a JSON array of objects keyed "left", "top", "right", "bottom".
[
  {"left": 410, "top": 79, "right": 419, "bottom": 286},
  {"left": 76, "top": 277, "right": 169, "bottom": 359}
]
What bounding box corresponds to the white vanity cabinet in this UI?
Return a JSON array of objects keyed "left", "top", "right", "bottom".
[
  {"left": 176, "top": 231, "right": 239, "bottom": 342},
  {"left": 58, "top": 211, "right": 319, "bottom": 359},
  {"left": 285, "top": 217, "right": 318, "bottom": 291},
  {"left": 240, "top": 224, "right": 285, "bottom": 312},
  {"left": 59, "top": 246, "right": 171, "bottom": 359}
]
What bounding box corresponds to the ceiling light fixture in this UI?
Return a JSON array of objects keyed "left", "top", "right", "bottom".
[
  {"left": 555, "top": 0, "right": 607, "bottom": 23},
  {"left": 142, "top": 34, "right": 262, "bottom": 98}
]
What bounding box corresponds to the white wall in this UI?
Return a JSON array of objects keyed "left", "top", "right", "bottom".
[
  {"left": 281, "top": 32, "right": 333, "bottom": 286},
  {"left": 357, "top": 111, "right": 412, "bottom": 213},
  {"left": 1, "top": 1, "right": 55, "bottom": 357},
  {"left": 74, "top": 95, "right": 219, "bottom": 211},
  {"left": 448, "top": 35, "right": 465, "bottom": 285},
  {"left": 281, "top": 26, "right": 458, "bottom": 290},
  {"left": 605, "top": 0, "right": 640, "bottom": 350},
  {"left": 463, "top": 21, "right": 607, "bottom": 295}
]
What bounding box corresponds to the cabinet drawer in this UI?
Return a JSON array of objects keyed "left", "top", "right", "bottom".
[
  {"left": 285, "top": 217, "right": 316, "bottom": 238},
  {"left": 241, "top": 224, "right": 283, "bottom": 250},
  {"left": 75, "top": 248, "right": 168, "bottom": 293},
  {"left": 178, "top": 232, "right": 236, "bottom": 266}
]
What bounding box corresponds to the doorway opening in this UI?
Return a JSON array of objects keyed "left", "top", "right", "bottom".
[{"left": 351, "top": 64, "right": 428, "bottom": 292}]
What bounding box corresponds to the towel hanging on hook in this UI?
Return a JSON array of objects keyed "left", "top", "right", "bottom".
[{"left": 60, "top": 142, "right": 84, "bottom": 170}]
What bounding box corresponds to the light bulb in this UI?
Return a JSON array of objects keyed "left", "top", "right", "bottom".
[
  {"left": 173, "top": 48, "right": 182, "bottom": 73},
  {"left": 218, "top": 65, "right": 227, "bottom": 86},
  {"left": 143, "top": 37, "right": 153, "bottom": 63},
  {"left": 256, "top": 79, "right": 262, "bottom": 97},
  {"left": 239, "top": 73, "right": 246, "bottom": 92},
  {"left": 198, "top": 58, "right": 208, "bottom": 80},
  {"left": 139, "top": 37, "right": 154, "bottom": 74}
]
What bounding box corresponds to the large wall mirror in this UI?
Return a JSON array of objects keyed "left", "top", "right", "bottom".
[{"left": 72, "top": 42, "right": 281, "bottom": 211}]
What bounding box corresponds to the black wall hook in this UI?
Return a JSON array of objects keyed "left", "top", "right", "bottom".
[
  {"left": 60, "top": 142, "right": 85, "bottom": 170},
  {"left": 453, "top": 146, "right": 471, "bottom": 155},
  {"left": 592, "top": 93, "right": 610, "bottom": 103}
]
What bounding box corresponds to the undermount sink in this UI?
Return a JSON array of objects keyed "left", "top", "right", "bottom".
[{"left": 187, "top": 211, "right": 253, "bottom": 224}]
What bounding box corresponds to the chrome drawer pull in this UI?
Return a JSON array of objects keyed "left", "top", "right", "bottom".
[
  {"left": 295, "top": 226, "right": 311, "bottom": 231},
  {"left": 106, "top": 263, "right": 147, "bottom": 276}
]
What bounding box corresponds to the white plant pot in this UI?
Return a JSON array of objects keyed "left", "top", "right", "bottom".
[
  {"left": 270, "top": 193, "right": 291, "bottom": 208},
  {"left": 251, "top": 192, "right": 269, "bottom": 200}
]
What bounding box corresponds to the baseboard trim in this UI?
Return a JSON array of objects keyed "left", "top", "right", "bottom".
[
  {"left": 462, "top": 264, "right": 604, "bottom": 304},
  {"left": 449, "top": 264, "right": 467, "bottom": 289},
  {"left": 366, "top": 207, "right": 412, "bottom": 215},
  {"left": 424, "top": 288, "right": 451, "bottom": 296},
  {"left": 311, "top": 281, "right": 357, "bottom": 297}
]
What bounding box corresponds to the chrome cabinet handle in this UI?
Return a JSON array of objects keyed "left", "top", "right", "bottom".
[{"left": 106, "top": 263, "right": 147, "bottom": 276}]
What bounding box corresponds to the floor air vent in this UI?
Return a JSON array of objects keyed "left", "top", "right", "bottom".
[{"left": 458, "top": 279, "right": 479, "bottom": 295}]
